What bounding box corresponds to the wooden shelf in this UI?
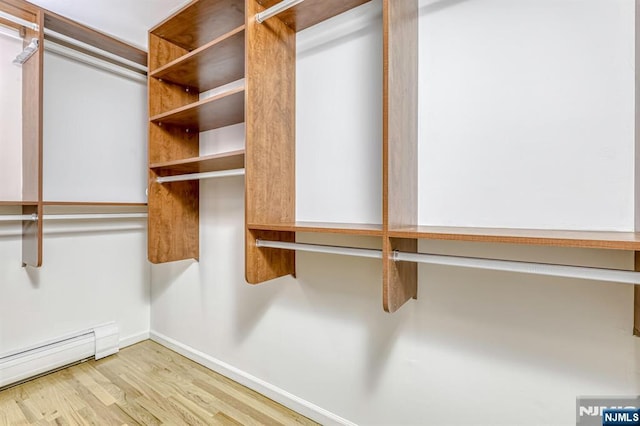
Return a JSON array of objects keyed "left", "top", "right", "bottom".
[
  {"left": 151, "top": 150, "right": 245, "bottom": 176},
  {"left": 150, "top": 87, "right": 244, "bottom": 132},
  {"left": 151, "top": 0, "right": 245, "bottom": 51},
  {"left": 0, "top": 201, "right": 39, "bottom": 206},
  {"left": 257, "top": 0, "right": 371, "bottom": 32},
  {"left": 151, "top": 26, "right": 245, "bottom": 92},
  {"left": 42, "top": 202, "right": 148, "bottom": 207},
  {"left": 388, "top": 226, "right": 640, "bottom": 251},
  {"left": 248, "top": 222, "right": 383, "bottom": 236}
]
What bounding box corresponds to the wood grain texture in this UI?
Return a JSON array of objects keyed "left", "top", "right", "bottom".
[
  {"left": 0, "top": 0, "right": 38, "bottom": 21},
  {"left": 248, "top": 221, "right": 383, "bottom": 236},
  {"left": 256, "top": 0, "right": 371, "bottom": 32},
  {"left": 148, "top": 173, "right": 199, "bottom": 264},
  {"left": 151, "top": 26, "right": 245, "bottom": 92},
  {"left": 246, "top": 229, "right": 296, "bottom": 283},
  {"left": 150, "top": 87, "right": 245, "bottom": 132},
  {"left": 43, "top": 10, "right": 147, "bottom": 66},
  {"left": 389, "top": 226, "right": 640, "bottom": 251},
  {"left": 635, "top": 252, "right": 640, "bottom": 336},
  {"left": 383, "top": 237, "right": 417, "bottom": 313},
  {"left": 0, "top": 341, "right": 317, "bottom": 425},
  {"left": 148, "top": 32, "right": 200, "bottom": 264},
  {"left": 20, "top": 9, "right": 43, "bottom": 268},
  {"left": 245, "top": 0, "right": 296, "bottom": 283},
  {"left": 381, "top": 0, "right": 419, "bottom": 313},
  {"left": 151, "top": 0, "right": 245, "bottom": 51},
  {"left": 21, "top": 204, "right": 41, "bottom": 267},
  {"left": 151, "top": 150, "right": 245, "bottom": 176}
]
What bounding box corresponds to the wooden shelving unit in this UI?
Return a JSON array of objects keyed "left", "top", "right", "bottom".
[
  {"left": 248, "top": 222, "right": 384, "bottom": 236},
  {"left": 148, "top": 0, "right": 246, "bottom": 264}
]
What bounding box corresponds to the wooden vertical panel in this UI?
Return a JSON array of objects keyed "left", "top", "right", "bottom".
[
  {"left": 21, "top": 9, "right": 44, "bottom": 267},
  {"left": 634, "top": 252, "right": 640, "bottom": 336},
  {"left": 382, "top": 0, "right": 419, "bottom": 312},
  {"left": 147, "top": 34, "right": 200, "bottom": 264},
  {"left": 245, "top": 0, "right": 296, "bottom": 283}
]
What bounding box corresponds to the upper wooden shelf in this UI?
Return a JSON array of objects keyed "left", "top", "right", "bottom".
[
  {"left": 151, "top": 26, "right": 245, "bottom": 92},
  {"left": 388, "top": 226, "right": 640, "bottom": 251},
  {"left": 151, "top": 150, "right": 245, "bottom": 176},
  {"left": 150, "top": 86, "right": 245, "bottom": 132},
  {"left": 0, "top": 201, "right": 38, "bottom": 206},
  {"left": 248, "top": 222, "right": 383, "bottom": 236},
  {"left": 256, "top": 0, "right": 371, "bottom": 32},
  {"left": 151, "top": 0, "right": 245, "bottom": 51},
  {"left": 42, "top": 202, "right": 148, "bottom": 207}
]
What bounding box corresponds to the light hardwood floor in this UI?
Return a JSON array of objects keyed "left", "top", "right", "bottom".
[{"left": 0, "top": 340, "right": 318, "bottom": 425}]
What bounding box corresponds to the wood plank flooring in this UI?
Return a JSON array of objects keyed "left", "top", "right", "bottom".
[{"left": 0, "top": 340, "right": 318, "bottom": 425}]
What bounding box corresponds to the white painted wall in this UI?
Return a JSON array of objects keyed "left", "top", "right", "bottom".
[
  {"left": 43, "top": 49, "right": 147, "bottom": 203},
  {"left": 151, "top": 1, "right": 640, "bottom": 425},
  {"left": 0, "top": 32, "right": 150, "bottom": 352},
  {"left": 0, "top": 34, "right": 24, "bottom": 201}
]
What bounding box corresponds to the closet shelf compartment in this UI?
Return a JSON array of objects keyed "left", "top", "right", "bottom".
[
  {"left": 150, "top": 87, "right": 245, "bottom": 132},
  {"left": 387, "top": 226, "right": 640, "bottom": 251},
  {"left": 151, "top": 0, "right": 245, "bottom": 51},
  {"left": 151, "top": 150, "right": 245, "bottom": 176},
  {"left": 256, "top": 0, "right": 371, "bottom": 32},
  {"left": 150, "top": 26, "right": 245, "bottom": 92},
  {"left": 248, "top": 222, "right": 384, "bottom": 236}
]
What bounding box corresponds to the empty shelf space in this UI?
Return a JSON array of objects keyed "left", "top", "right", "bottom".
[
  {"left": 151, "top": 150, "right": 245, "bottom": 176},
  {"left": 151, "top": 26, "right": 245, "bottom": 92},
  {"left": 257, "top": 0, "right": 371, "bottom": 32},
  {"left": 248, "top": 222, "right": 384, "bottom": 236},
  {"left": 387, "top": 226, "right": 640, "bottom": 251},
  {"left": 151, "top": 0, "right": 245, "bottom": 51},
  {"left": 150, "top": 87, "right": 244, "bottom": 132}
]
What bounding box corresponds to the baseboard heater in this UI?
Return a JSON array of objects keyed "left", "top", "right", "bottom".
[{"left": 0, "top": 322, "right": 119, "bottom": 389}]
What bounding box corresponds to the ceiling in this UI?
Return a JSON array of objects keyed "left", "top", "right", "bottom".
[{"left": 28, "top": 0, "right": 190, "bottom": 49}]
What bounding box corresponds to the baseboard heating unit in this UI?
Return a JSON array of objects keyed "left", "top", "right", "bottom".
[{"left": 0, "top": 322, "right": 119, "bottom": 389}]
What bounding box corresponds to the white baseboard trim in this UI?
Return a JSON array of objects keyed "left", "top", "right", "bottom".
[
  {"left": 150, "top": 331, "right": 356, "bottom": 426},
  {"left": 120, "top": 331, "right": 150, "bottom": 349}
]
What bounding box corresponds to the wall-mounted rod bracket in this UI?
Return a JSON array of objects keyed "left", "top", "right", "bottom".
[
  {"left": 156, "top": 169, "right": 245, "bottom": 184},
  {"left": 394, "top": 251, "right": 640, "bottom": 285},
  {"left": 13, "top": 38, "right": 39, "bottom": 65},
  {"left": 256, "top": 239, "right": 383, "bottom": 259},
  {"left": 255, "top": 0, "right": 305, "bottom": 24}
]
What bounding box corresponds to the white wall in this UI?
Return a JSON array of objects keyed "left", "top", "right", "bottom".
[
  {"left": 0, "top": 34, "right": 150, "bottom": 353},
  {"left": 150, "top": 1, "right": 640, "bottom": 425},
  {"left": 0, "top": 35, "right": 24, "bottom": 201}
]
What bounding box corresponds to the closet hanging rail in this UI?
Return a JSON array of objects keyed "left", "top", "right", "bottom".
[
  {"left": 393, "top": 251, "right": 640, "bottom": 285},
  {"left": 255, "top": 239, "right": 640, "bottom": 285},
  {"left": 0, "top": 213, "right": 147, "bottom": 222},
  {"left": 255, "top": 239, "right": 383, "bottom": 259},
  {"left": 255, "top": 0, "right": 305, "bottom": 23},
  {"left": 156, "top": 169, "right": 245, "bottom": 184},
  {"left": 43, "top": 28, "right": 147, "bottom": 74},
  {"left": 0, "top": 10, "right": 39, "bottom": 32}
]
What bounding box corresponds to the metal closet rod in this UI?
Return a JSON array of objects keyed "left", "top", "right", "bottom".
[
  {"left": 0, "top": 10, "right": 39, "bottom": 32},
  {"left": 256, "top": 0, "right": 305, "bottom": 23},
  {"left": 156, "top": 169, "right": 245, "bottom": 184},
  {"left": 255, "top": 239, "right": 640, "bottom": 285},
  {"left": 0, "top": 213, "right": 148, "bottom": 222}
]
